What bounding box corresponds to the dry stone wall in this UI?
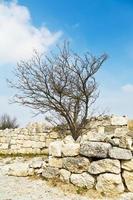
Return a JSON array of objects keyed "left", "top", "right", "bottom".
[{"left": 1, "top": 115, "right": 133, "bottom": 195}]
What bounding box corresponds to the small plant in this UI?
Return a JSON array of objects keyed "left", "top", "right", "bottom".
[{"left": 0, "top": 114, "right": 19, "bottom": 130}]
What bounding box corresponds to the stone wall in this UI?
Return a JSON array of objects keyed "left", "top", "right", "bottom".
[
  {"left": 1, "top": 115, "right": 133, "bottom": 195},
  {"left": 0, "top": 122, "right": 60, "bottom": 155}
]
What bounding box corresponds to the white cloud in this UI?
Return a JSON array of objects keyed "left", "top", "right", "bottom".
[
  {"left": 0, "top": 0, "right": 62, "bottom": 64},
  {"left": 122, "top": 84, "right": 133, "bottom": 93}
]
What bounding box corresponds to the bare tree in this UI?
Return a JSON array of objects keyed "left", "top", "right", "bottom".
[
  {"left": 8, "top": 42, "right": 107, "bottom": 140},
  {"left": 0, "top": 114, "right": 19, "bottom": 130}
]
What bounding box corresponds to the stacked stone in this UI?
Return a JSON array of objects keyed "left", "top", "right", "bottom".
[
  {"left": 0, "top": 123, "right": 60, "bottom": 155},
  {"left": 41, "top": 116, "right": 133, "bottom": 195}
]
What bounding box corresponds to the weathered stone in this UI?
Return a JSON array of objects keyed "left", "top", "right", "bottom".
[
  {"left": 29, "top": 158, "right": 43, "bottom": 168},
  {"left": 49, "top": 141, "right": 62, "bottom": 157},
  {"left": 7, "top": 163, "right": 33, "bottom": 177},
  {"left": 88, "top": 159, "right": 120, "bottom": 174},
  {"left": 111, "top": 115, "right": 128, "bottom": 126},
  {"left": 62, "top": 143, "right": 80, "bottom": 157},
  {"left": 63, "top": 157, "right": 90, "bottom": 173},
  {"left": 45, "top": 138, "right": 55, "bottom": 147},
  {"left": 96, "top": 173, "right": 124, "bottom": 195},
  {"left": 83, "top": 130, "right": 107, "bottom": 142},
  {"left": 109, "top": 147, "right": 132, "bottom": 160},
  {"left": 119, "top": 136, "right": 132, "bottom": 150},
  {"left": 63, "top": 135, "right": 75, "bottom": 144},
  {"left": 70, "top": 172, "right": 95, "bottom": 189},
  {"left": 42, "top": 167, "right": 59, "bottom": 179},
  {"left": 122, "top": 171, "right": 133, "bottom": 192},
  {"left": 122, "top": 159, "right": 133, "bottom": 171},
  {"left": 49, "top": 156, "right": 62, "bottom": 168},
  {"left": 80, "top": 141, "right": 111, "bottom": 158},
  {"left": 128, "top": 120, "right": 133, "bottom": 131},
  {"left": 114, "top": 127, "right": 128, "bottom": 138},
  {"left": 59, "top": 169, "right": 71, "bottom": 183},
  {"left": 49, "top": 131, "right": 59, "bottom": 139}
]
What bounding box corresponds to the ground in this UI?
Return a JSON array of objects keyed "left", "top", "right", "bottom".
[{"left": 0, "top": 175, "right": 133, "bottom": 200}]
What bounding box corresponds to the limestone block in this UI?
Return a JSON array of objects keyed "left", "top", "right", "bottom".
[
  {"left": 1, "top": 143, "right": 9, "bottom": 149},
  {"left": 49, "top": 131, "right": 59, "bottom": 139},
  {"left": 63, "top": 157, "right": 90, "bottom": 173},
  {"left": 128, "top": 120, "right": 133, "bottom": 131},
  {"left": 7, "top": 163, "right": 32, "bottom": 177},
  {"left": 59, "top": 169, "right": 71, "bottom": 183},
  {"left": 32, "top": 142, "right": 45, "bottom": 148},
  {"left": 96, "top": 173, "right": 124, "bottom": 195},
  {"left": 114, "top": 127, "right": 128, "bottom": 138},
  {"left": 23, "top": 141, "right": 33, "bottom": 148},
  {"left": 49, "top": 141, "right": 62, "bottom": 157},
  {"left": 122, "top": 159, "right": 133, "bottom": 171},
  {"left": 111, "top": 115, "right": 128, "bottom": 126},
  {"left": 88, "top": 159, "right": 120, "bottom": 174},
  {"left": 122, "top": 171, "right": 133, "bottom": 192},
  {"left": 119, "top": 136, "right": 132, "bottom": 150},
  {"left": 29, "top": 158, "right": 43, "bottom": 168},
  {"left": 46, "top": 138, "right": 55, "bottom": 147},
  {"left": 42, "top": 167, "right": 59, "bottom": 179},
  {"left": 109, "top": 147, "right": 132, "bottom": 160},
  {"left": 39, "top": 135, "right": 46, "bottom": 142},
  {"left": 70, "top": 172, "right": 95, "bottom": 189},
  {"left": 49, "top": 156, "right": 62, "bottom": 168},
  {"left": 63, "top": 135, "right": 75, "bottom": 144},
  {"left": 62, "top": 143, "right": 80, "bottom": 157},
  {"left": 80, "top": 141, "right": 111, "bottom": 158}
]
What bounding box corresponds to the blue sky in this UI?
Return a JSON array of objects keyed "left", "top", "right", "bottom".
[{"left": 1, "top": 0, "right": 133, "bottom": 125}]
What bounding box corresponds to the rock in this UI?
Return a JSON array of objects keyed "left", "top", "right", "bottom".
[
  {"left": 122, "top": 159, "right": 133, "bottom": 171},
  {"left": 119, "top": 192, "right": 133, "bottom": 200},
  {"left": 49, "top": 132, "right": 59, "bottom": 139},
  {"left": 119, "top": 136, "right": 132, "bottom": 150},
  {"left": 62, "top": 143, "right": 80, "bottom": 157},
  {"left": 49, "top": 156, "right": 62, "bottom": 168},
  {"left": 63, "top": 135, "right": 75, "bottom": 144},
  {"left": 83, "top": 130, "right": 107, "bottom": 142},
  {"left": 42, "top": 167, "right": 59, "bottom": 179},
  {"left": 59, "top": 169, "right": 71, "bottom": 183},
  {"left": 96, "top": 173, "right": 125, "bottom": 195},
  {"left": 80, "top": 141, "right": 111, "bottom": 158},
  {"left": 122, "top": 171, "right": 133, "bottom": 192},
  {"left": 70, "top": 172, "right": 95, "bottom": 189},
  {"left": 109, "top": 147, "right": 132, "bottom": 160},
  {"left": 88, "top": 159, "right": 120, "bottom": 174},
  {"left": 63, "top": 157, "right": 90, "bottom": 173},
  {"left": 128, "top": 120, "right": 133, "bottom": 131},
  {"left": 111, "top": 115, "right": 128, "bottom": 126},
  {"left": 114, "top": 127, "right": 128, "bottom": 138},
  {"left": 7, "top": 163, "right": 33, "bottom": 177},
  {"left": 49, "top": 141, "right": 62, "bottom": 157},
  {"left": 29, "top": 158, "right": 43, "bottom": 168}
]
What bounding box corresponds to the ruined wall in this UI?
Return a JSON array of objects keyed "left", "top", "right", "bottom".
[
  {"left": 0, "top": 123, "right": 60, "bottom": 155},
  {"left": 1, "top": 115, "right": 133, "bottom": 195}
]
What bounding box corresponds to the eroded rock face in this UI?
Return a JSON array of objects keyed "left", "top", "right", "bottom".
[
  {"left": 122, "top": 159, "right": 133, "bottom": 171},
  {"left": 70, "top": 172, "right": 95, "bottom": 189},
  {"left": 49, "top": 156, "right": 62, "bottom": 168},
  {"left": 62, "top": 157, "right": 90, "bottom": 173},
  {"left": 96, "top": 173, "right": 125, "bottom": 195},
  {"left": 111, "top": 115, "right": 128, "bottom": 126},
  {"left": 59, "top": 169, "right": 71, "bottom": 183},
  {"left": 109, "top": 147, "right": 132, "bottom": 160},
  {"left": 80, "top": 141, "right": 111, "bottom": 158},
  {"left": 42, "top": 167, "right": 59, "bottom": 179},
  {"left": 122, "top": 171, "right": 133, "bottom": 192},
  {"left": 49, "top": 141, "right": 62, "bottom": 157},
  {"left": 7, "top": 163, "right": 34, "bottom": 177},
  {"left": 62, "top": 143, "right": 80, "bottom": 157},
  {"left": 29, "top": 157, "right": 44, "bottom": 169},
  {"left": 88, "top": 159, "right": 120, "bottom": 174}
]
